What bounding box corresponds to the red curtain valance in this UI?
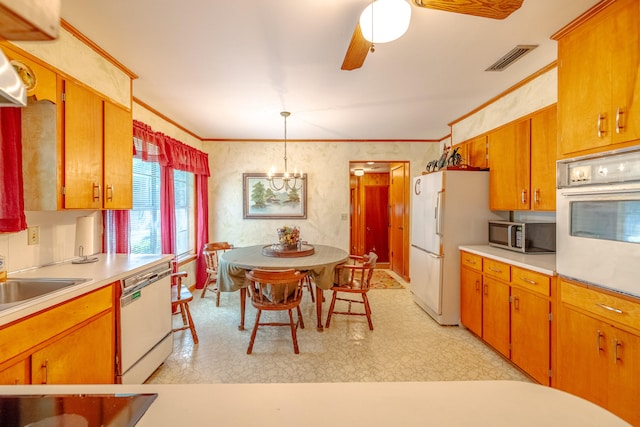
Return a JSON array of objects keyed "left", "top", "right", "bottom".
[{"left": 133, "top": 120, "right": 210, "bottom": 176}]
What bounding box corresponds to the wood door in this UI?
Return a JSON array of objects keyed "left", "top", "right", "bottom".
[
  {"left": 557, "top": 0, "right": 613, "bottom": 156},
  {"left": 556, "top": 305, "right": 608, "bottom": 408},
  {"left": 0, "top": 359, "right": 29, "bottom": 384},
  {"left": 608, "top": 326, "right": 640, "bottom": 426},
  {"left": 530, "top": 105, "right": 557, "bottom": 211},
  {"left": 32, "top": 312, "right": 114, "bottom": 384},
  {"left": 488, "top": 119, "right": 531, "bottom": 210},
  {"left": 510, "top": 286, "right": 550, "bottom": 385},
  {"left": 364, "top": 185, "right": 389, "bottom": 262},
  {"left": 64, "top": 80, "right": 103, "bottom": 209},
  {"left": 610, "top": 0, "right": 640, "bottom": 147},
  {"left": 389, "top": 163, "right": 407, "bottom": 278},
  {"left": 460, "top": 266, "right": 483, "bottom": 336},
  {"left": 468, "top": 135, "right": 488, "bottom": 169},
  {"left": 482, "top": 276, "right": 510, "bottom": 358},
  {"left": 104, "top": 100, "right": 133, "bottom": 210}
]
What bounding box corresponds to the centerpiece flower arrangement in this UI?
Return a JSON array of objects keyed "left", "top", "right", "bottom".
[{"left": 277, "top": 226, "right": 300, "bottom": 249}]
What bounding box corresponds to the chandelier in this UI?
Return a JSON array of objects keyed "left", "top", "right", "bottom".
[{"left": 267, "top": 111, "right": 305, "bottom": 192}]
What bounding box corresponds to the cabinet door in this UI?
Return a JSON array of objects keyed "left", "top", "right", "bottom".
[
  {"left": 460, "top": 266, "right": 482, "bottom": 336},
  {"left": 64, "top": 80, "right": 104, "bottom": 209},
  {"left": 488, "top": 120, "right": 531, "bottom": 210},
  {"left": 104, "top": 101, "right": 133, "bottom": 209},
  {"left": 482, "top": 276, "right": 510, "bottom": 357},
  {"left": 468, "top": 135, "right": 488, "bottom": 169},
  {"left": 608, "top": 326, "right": 640, "bottom": 426},
  {"left": 511, "top": 286, "right": 550, "bottom": 385},
  {"left": 0, "top": 359, "right": 29, "bottom": 385},
  {"left": 530, "top": 106, "right": 557, "bottom": 211},
  {"left": 31, "top": 312, "right": 114, "bottom": 384},
  {"left": 556, "top": 305, "right": 608, "bottom": 408}
]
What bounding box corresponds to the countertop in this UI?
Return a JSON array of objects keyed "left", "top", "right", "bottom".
[
  {"left": 459, "top": 244, "right": 556, "bottom": 275},
  {"left": 1, "top": 253, "right": 174, "bottom": 326},
  {"left": 0, "top": 381, "right": 629, "bottom": 426}
]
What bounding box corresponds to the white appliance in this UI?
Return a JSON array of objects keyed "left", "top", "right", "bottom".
[
  {"left": 556, "top": 147, "right": 640, "bottom": 297},
  {"left": 118, "top": 262, "right": 174, "bottom": 384},
  {"left": 410, "top": 170, "right": 501, "bottom": 325}
]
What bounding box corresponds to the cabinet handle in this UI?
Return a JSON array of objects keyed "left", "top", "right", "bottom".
[
  {"left": 521, "top": 189, "right": 527, "bottom": 205},
  {"left": 616, "top": 107, "right": 624, "bottom": 134},
  {"left": 41, "top": 360, "right": 48, "bottom": 384},
  {"left": 513, "top": 295, "right": 520, "bottom": 311},
  {"left": 614, "top": 339, "right": 622, "bottom": 364},
  {"left": 92, "top": 183, "right": 101, "bottom": 201},
  {"left": 489, "top": 267, "right": 502, "bottom": 273},
  {"left": 520, "top": 277, "right": 538, "bottom": 285},
  {"left": 465, "top": 258, "right": 477, "bottom": 265},
  {"left": 597, "top": 113, "right": 606, "bottom": 138},
  {"left": 596, "top": 330, "right": 604, "bottom": 354},
  {"left": 595, "top": 303, "right": 623, "bottom": 314},
  {"left": 106, "top": 185, "right": 114, "bottom": 202},
  {"left": 533, "top": 189, "right": 540, "bottom": 205},
  {"left": 483, "top": 284, "right": 488, "bottom": 296},
  {"left": 475, "top": 279, "right": 480, "bottom": 292}
]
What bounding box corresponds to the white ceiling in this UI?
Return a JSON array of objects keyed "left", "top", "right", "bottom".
[{"left": 59, "top": 0, "right": 599, "bottom": 142}]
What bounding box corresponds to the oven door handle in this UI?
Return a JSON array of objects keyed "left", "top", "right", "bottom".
[{"left": 560, "top": 188, "right": 640, "bottom": 197}]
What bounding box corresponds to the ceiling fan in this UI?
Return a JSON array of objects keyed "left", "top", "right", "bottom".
[{"left": 341, "top": 0, "right": 525, "bottom": 70}]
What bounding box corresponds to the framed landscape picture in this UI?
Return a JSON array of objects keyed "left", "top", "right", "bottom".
[{"left": 243, "top": 173, "right": 307, "bottom": 219}]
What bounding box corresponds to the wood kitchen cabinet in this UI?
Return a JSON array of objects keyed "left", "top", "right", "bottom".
[
  {"left": 0, "top": 284, "right": 116, "bottom": 385},
  {"left": 488, "top": 106, "right": 557, "bottom": 211},
  {"left": 64, "top": 80, "right": 133, "bottom": 210},
  {"left": 556, "top": 278, "right": 640, "bottom": 426},
  {"left": 460, "top": 252, "right": 483, "bottom": 336},
  {"left": 555, "top": 0, "right": 640, "bottom": 158},
  {"left": 452, "top": 135, "right": 488, "bottom": 169},
  {"left": 459, "top": 251, "right": 554, "bottom": 385}
]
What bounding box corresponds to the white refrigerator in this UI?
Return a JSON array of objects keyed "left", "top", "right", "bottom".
[{"left": 410, "top": 170, "right": 501, "bottom": 325}]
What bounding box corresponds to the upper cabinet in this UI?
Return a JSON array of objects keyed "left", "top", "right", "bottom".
[
  {"left": 488, "top": 105, "right": 557, "bottom": 211},
  {"left": 452, "top": 135, "right": 488, "bottom": 169},
  {"left": 555, "top": 0, "right": 640, "bottom": 158}
]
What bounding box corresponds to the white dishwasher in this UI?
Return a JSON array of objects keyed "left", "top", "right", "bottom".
[{"left": 117, "top": 261, "right": 173, "bottom": 384}]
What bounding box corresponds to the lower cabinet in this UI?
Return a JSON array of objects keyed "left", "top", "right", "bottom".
[
  {"left": 459, "top": 251, "right": 553, "bottom": 385},
  {"left": 0, "top": 284, "right": 116, "bottom": 385},
  {"left": 556, "top": 278, "right": 640, "bottom": 426}
]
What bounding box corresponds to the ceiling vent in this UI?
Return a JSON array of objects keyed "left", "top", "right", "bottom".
[{"left": 485, "top": 45, "right": 538, "bottom": 71}]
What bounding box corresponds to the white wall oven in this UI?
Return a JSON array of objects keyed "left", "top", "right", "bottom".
[{"left": 556, "top": 147, "right": 640, "bottom": 297}]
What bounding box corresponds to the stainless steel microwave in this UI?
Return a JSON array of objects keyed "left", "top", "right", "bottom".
[{"left": 488, "top": 220, "right": 556, "bottom": 253}]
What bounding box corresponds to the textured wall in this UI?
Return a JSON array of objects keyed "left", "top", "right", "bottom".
[{"left": 204, "top": 140, "right": 439, "bottom": 250}]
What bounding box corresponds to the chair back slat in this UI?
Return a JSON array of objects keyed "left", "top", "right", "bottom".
[{"left": 245, "top": 269, "right": 306, "bottom": 308}]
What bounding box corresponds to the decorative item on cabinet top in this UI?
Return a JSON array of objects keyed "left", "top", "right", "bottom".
[{"left": 424, "top": 146, "right": 482, "bottom": 173}]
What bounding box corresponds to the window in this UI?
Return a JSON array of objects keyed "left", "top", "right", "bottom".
[
  {"left": 106, "top": 158, "right": 196, "bottom": 256},
  {"left": 174, "top": 169, "right": 195, "bottom": 256}
]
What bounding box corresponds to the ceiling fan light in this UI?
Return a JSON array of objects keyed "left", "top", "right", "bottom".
[{"left": 359, "top": 0, "right": 412, "bottom": 44}]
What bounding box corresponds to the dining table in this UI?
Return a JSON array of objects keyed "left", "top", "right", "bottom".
[{"left": 217, "top": 244, "right": 349, "bottom": 331}]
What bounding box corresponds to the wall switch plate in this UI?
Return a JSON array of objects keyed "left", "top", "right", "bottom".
[
  {"left": 27, "top": 226, "right": 40, "bottom": 245},
  {"left": 341, "top": 213, "right": 348, "bottom": 220}
]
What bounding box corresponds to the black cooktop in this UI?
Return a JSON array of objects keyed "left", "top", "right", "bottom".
[{"left": 0, "top": 393, "right": 157, "bottom": 427}]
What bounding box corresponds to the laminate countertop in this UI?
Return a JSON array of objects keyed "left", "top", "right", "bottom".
[
  {"left": 1, "top": 253, "right": 174, "bottom": 326},
  {"left": 0, "top": 381, "right": 630, "bottom": 426},
  {"left": 459, "top": 245, "right": 556, "bottom": 275}
]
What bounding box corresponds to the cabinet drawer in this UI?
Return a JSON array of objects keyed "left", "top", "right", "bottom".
[
  {"left": 460, "top": 252, "right": 482, "bottom": 272},
  {"left": 511, "top": 266, "right": 550, "bottom": 297},
  {"left": 483, "top": 259, "right": 510, "bottom": 282},
  {"left": 561, "top": 280, "right": 640, "bottom": 333}
]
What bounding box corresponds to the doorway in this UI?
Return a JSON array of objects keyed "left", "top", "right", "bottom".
[{"left": 349, "top": 161, "right": 410, "bottom": 280}]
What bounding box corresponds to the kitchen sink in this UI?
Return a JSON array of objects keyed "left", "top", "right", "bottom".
[{"left": 0, "top": 278, "right": 89, "bottom": 310}]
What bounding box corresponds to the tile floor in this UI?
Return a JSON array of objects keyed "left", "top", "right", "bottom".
[{"left": 148, "top": 271, "right": 531, "bottom": 384}]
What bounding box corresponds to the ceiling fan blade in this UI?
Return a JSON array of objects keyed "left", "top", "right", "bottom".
[
  {"left": 341, "top": 22, "right": 371, "bottom": 71},
  {"left": 412, "top": 0, "right": 524, "bottom": 20}
]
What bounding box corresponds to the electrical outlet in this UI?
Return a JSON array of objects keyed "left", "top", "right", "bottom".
[{"left": 27, "top": 226, "right": 40, "bottom": 245}]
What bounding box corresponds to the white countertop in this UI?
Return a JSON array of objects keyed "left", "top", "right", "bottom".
[
  {"left": 1, "top": 253, "right": 174, "bottom": 326},
  {"left": 459, "top": 245, "right": 556, "bottom": 275},
  {"left": 0, "top": 381, "right": 629, "bottom": 426}
]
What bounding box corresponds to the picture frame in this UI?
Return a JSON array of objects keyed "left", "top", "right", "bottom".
[{"left": 243, "top": 173, "right": 307, "bottom": 219}]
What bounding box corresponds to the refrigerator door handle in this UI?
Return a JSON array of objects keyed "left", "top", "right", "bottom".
[
  {"left": 428, "top": 251, "right": 444, "bottom": 259},
  {"left": 435, "top": 190, "right": 444, "bottom": 236}
]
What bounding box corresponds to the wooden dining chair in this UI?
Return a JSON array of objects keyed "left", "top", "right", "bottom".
[
  {"left": 325, "top": 252, "right": 378, "bottom": 331},
  {"left": 244, "top": 269, "right": 307, "bottom": 354},
  {"left": 171, "top": 267, "right": 199, "bottom": 344},
  {"left": 201, "top": 241, "right": 234, "bottom": 305}
]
